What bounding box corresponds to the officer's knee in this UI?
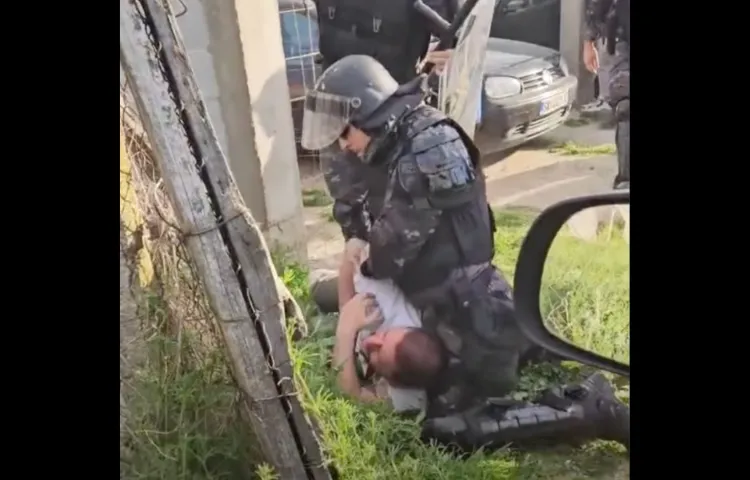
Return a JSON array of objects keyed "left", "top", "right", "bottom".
[{"left": 614, "top": 99, "right": 630, "bottom": 121}]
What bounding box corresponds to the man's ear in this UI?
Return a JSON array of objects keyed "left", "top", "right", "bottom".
[{"left": 362, "top": 332, "right": 385, "bottom": 349}]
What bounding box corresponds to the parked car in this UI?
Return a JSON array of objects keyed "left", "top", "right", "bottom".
[
  {"left": 278, "top": 0, "right": 575, "bottom": 156},
  {"left": 475, "top": 38, "right": 576, "bottom": 153}
]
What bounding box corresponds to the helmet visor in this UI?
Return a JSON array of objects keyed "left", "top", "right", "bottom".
[{"left": 301, "top": 91, "right": 356, "bottom": 151}]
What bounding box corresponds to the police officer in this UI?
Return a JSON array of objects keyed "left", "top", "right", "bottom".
[
  {"left": 583, "top": 0, "right": 629, "bottom": 190},
  {"left": 301, "top": 55, "right": 630, "bottom": 452},
  {"left": 310, "top": 0, "right": 455, "bottom": 312}
]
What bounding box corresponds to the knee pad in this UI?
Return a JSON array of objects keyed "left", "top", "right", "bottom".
[{"left": 614, "top": 99, "right": 630, "bottom": 121}]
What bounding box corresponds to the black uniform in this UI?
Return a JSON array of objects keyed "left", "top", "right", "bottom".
[
  {"left": 302, "top": 55, "right": 630, "bottom": 453},
  {"left": 585, "top": 0, "right": 630, "bottom": 189},
  {"left": 313, "top": 0, "right": 454, "bottom": 241}
]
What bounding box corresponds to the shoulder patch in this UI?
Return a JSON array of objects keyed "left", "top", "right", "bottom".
[
  {"left": 410, "top": 124, "right": 461, "bottom": 155},
  {"left": 397, "top": 154, "right": 422, "bottom": 194}
]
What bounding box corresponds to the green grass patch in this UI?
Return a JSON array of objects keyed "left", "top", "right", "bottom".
[
  {"left": 303, "top": 188, "right": 333, "bottom": 207},
  {"left": 548, "top": 141, "right": 616, "bottom": 156},
  {"left": 124, "top": 209, "right": 628, "bottom": 479},
  {"left": 563, "top": 117, "right": 591, "bottom": 128},
  {"left": 288, "top": 209, "right": 629, "bottom": 479},
  {"left": 121, "top": 294, "right": 260, "bottom": 480}
]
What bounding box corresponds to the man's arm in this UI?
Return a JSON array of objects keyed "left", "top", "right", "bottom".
[
  {"left": 365, "top": 124, "right": 477, "bottom": 280},
  {"left": 321, "top": 148, "right": 370, "bottom": 241},
  {"left": 332, "top": 294, "right": 381, "bottom": 402},
  {"left": 337, "top": 258, "right": 357, "bottom": 310},
  {"left": 363, "top": 150, "right": 446, "bottom": 280},
  {"left": 364, "top": 193, "right": 441, "bottom": 280}
]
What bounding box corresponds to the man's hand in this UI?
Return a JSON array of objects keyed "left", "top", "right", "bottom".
[
  {"left": 340, "top": 293, "right": 384, "bottom": 334},
  {"left": 583, "top": 40, "right": 599, "bottom": 73},
  {"left": 421, "top": 48, "right": 454, "bottom": 75},
  {"left": 333, "top": 293, "right": 384, "bottom": 403},
  {"left": 344, "top": 238, "right": 368, "bottom": 267}
]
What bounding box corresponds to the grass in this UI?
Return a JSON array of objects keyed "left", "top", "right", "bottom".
[
  {"left": 303, "top": 188, "right": 333, "bottom": 207},
  {"left": 123, "top": 209, "right": 629, "bottom": 479},
  {"left": 121, "top": 294, "right": 261, "bottom": 480},
  {"left": 563, "top": 117, "right": 591, "bottom": 128},
  {"left": 290, "top": 209, "right": 630, "bottom": 479},
  {"left": 548, "top": 141, "right": 616, "bottom": 156}
]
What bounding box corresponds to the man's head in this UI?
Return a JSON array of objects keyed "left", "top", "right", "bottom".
[{"left": 361, "top": 327, "right": 448, "bottom": 389}]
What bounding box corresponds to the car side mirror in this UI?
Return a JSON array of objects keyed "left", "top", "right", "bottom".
[{"left": 513, "top": 190, "right": 630, "bottom": 378}]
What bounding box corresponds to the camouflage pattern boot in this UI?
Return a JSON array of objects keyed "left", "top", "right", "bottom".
[{"left": 421, "top": 372, "right": 629, "bottom": 453}]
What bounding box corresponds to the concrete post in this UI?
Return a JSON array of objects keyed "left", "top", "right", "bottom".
[
  {"left": 174, "top": 0, "right": 307, "bottom": 261},
  {"left": 559, "top": 0, "right": 595, "bottom": 106}
]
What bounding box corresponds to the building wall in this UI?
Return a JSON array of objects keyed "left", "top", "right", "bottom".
[{"left": 170, "top": 0, "right": 307, "bottom": 260}]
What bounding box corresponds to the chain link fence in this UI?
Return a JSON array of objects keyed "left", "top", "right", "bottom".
[{"left": 119, "top": 77, "right": 259, "bottom": 478}]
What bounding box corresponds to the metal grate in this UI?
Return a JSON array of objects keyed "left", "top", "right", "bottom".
[
  {"left": 279, "top": 1, "right": 321, "bottom": 103},
  {"left": 278, "top": 0, "right": 322, "bottom": 168},
  {"left": 519, "top": 65, "right": 565, "bottom": 92}
]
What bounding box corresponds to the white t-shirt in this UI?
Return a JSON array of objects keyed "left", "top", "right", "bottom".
[{"left": 354, "top": 264, "right": 426, "bottom": 413}]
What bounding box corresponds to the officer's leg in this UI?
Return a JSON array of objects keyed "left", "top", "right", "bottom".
[
  {"left": 607, "top": 42, "right": 630, "bottom": 190},
  {"left": 422, "top": 372, "right": 629, "bottom": 453},
  {"left": 596, "top": 40, "right": 613, "bottom": 105},
  {"left": 483, "top": 267, "right": 562, "bottom": 367},
  {"left": 613, "top": 99, "right": 630, "bottom": 189}
]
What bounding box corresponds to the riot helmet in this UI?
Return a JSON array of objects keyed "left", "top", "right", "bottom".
[{"left": 300, "top": 55, "right": 401, "bottom": 151}]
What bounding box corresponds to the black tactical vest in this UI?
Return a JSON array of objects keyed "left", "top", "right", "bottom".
[
  {"left": 385, "top": 106, "right": 495, "bottom": 303},
  {"left": 315, "top": 0, "right": 431, "bottom": 84}
]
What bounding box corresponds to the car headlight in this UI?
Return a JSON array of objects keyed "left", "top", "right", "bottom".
[{"left": 484, "top": 77, "right": 522, "bottom": 100}]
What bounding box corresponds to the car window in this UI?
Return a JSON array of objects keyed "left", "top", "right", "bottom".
[
  {"left": 498, "top": 0, "right": 556, "bottom": 15},
  {"left": 279, "top": 10, "right": 319, "bottom": 59}
]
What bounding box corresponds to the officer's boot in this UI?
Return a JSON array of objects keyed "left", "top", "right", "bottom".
[{"left": 421, "top": 373, "right": 629, "bottom": 453}]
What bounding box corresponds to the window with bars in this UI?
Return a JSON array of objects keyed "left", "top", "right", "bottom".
[{"left": 279, "top": 6, "right": 321, "bottom": 102}]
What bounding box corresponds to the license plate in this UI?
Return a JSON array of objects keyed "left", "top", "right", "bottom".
[{"left": 539, "top": 91, "right": 569, "bottom": 115}]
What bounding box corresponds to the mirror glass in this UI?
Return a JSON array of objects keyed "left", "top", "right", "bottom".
[{"left": 539, "top": 203, "right": 630, "bottom": 366}]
